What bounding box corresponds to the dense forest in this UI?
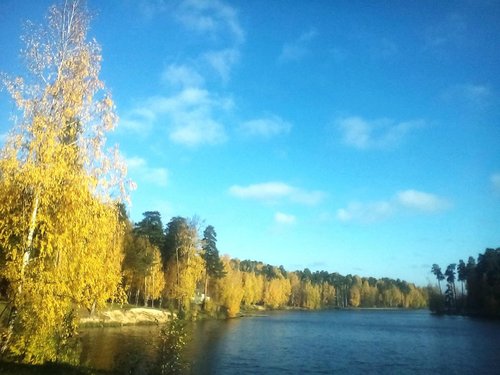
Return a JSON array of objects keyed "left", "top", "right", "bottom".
[
  {"left": 429, "top": 248, "right": 500, "bottom": 318},
  {"left": 121, "top": 210, "right": 429, "bottom": 320}
]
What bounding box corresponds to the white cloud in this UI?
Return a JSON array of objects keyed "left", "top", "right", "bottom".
[
  {"left": 121, "top": 87, "right": 231, "bottom": 147},
  {"left": 126, "top": 156, "right": 146, "bottom": 169},
  {"left": 275, "top": 212, "right": 296, "bottom": 225},
  {"left": 336, "top": 201, "right": 394, "bottom": 223},
  {"left": 396, "top": 189, "right": 450, "bottom": 212},
  {"left": 337, "top": 189, "right": 450, "bottom": 223},
  {"left": 176, "top": 0, "right": 244, "bottom": 44},
  {"left": 229, "top": 181, "right": 325, "bottom": 205},
  {"left": 151, "top": 88, "right": 230, "bottom": 146},
  {"left": 203, "top": 48, "right": 240, "bottom": 81},
  {"left": 239, "top": 115, "right": 292, "bottom": 139},
  {"left": 119, "top": 107, "right": 156, "bottom": 134},
  {"left": 139, "top": 0, "right": 244, "bottom": 43},
  {"left": 491, "top": 173, "right": 500, "bottom": 193},
  {"left": 279, "top": 28, "right": 318, "bottom": 62},
  {"left": 127, "top": 1, "right": 243, "bottom": 146},
  {"left": 126, "top": 157, "right": 169, "bottom": 187},
  {"left": 162, "top": 64, "right": 205, "bottom": 88},
  {"left": 169, "top": 116, "right": 227, "bottom": 146},
  {"left": 229, "top": 182, "right": 293, "bottom": 201},
  {"left": 337, "top": 116, "right": 423, "bottom": 150}
]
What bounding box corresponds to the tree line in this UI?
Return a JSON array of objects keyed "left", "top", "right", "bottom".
[
  {"left": 124, "top": 211, "right": 428, "bottom": 319},
  {"left": 430, "top": 247, "right": 500, "bottom": 317}
]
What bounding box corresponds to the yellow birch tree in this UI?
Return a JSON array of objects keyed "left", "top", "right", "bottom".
[
  {"left": 216, "top": 256, "right": 243, "bottom": 318},
  {"left": 0, "top": 0, "right": 129, "bottom": 363},
  {"left": 263, "top": 277, "right": 291, "bottom": 309},
  {"left": 163, "top": 217, "right": 205, "bottom": 312},
  {"left": 145, "top": 247, "right": 166, "bottom": 308}
]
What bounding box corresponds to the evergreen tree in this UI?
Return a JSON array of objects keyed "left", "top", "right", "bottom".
[
  {"left": 134, "top": 211, "right": 165, "bottom": 250},
  {"left": 431, "top": 264, "right": 445, "bottom": 295},
  {"left": 201, "top": 225, "right": 225, "bottom": 310}
]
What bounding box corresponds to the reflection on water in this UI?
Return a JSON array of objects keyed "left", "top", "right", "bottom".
[
  {"left": 79, "top": 320, "right": 233, "bottom": 373},
  {"left": 80, "top": 325, "right": 159, "bottom": 371},
  {"left": 80, "top": 310, "right": 500, "bottom": 374}
]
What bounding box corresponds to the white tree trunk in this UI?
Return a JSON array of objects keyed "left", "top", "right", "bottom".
[{"left": 23, "top": 192, "right": 40, "bottom": 272}]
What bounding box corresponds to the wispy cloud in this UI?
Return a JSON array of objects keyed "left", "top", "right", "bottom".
[
  {"left": 239, "top": 115, "right": 292, "bottom": 139},
  {"left": 337, "top": 189, "right": 450, "bottom": 223},
  {"left": 126, "top": 156, "right": 169, "bottom": 187},
  {"left": 337, "top": 201, "right": 394, "bottom": 223},
  {"left": 139, "top": 0, "right": 243, "bottom": 83},
  {"left": 395, "top": 190, "right": 450, "bottom": 212},
  {"left": 125, "top": 0, "right": 245, "bottom": 147},
  {"left": 229, "top": 181, "right": 325, "bottom": 205},
  {"left": 121, "top": 88, "right": 231, "bottom": 147},
  {"left": 119, "top": 107, "right": 156, "bottom": 134},
  {"left": 150, "top": 88, "right": 230, "bottom": 146},
  {"left": 162, "top": 64, "right": 205, "bottom": 88},
  {"left": 203, "top": 48, "right": 240, "bottom": 81},
  {"left": 279, "top": 28, "right": 318, "bottom": 62},
  {"left": 491, "top": 173, "right": 500, "bottom": 193},
  {"left": 336, "top": 116, "right": 423, "bottom": 150},
  {"left": 440, "top": 83, "right": 493, "bottom": 109},
  {"left": 175, "top": 0, "right": 245, "bottom": 44},
  {"left": 274, "top": 212, "right": 296, "bottom": 225}
]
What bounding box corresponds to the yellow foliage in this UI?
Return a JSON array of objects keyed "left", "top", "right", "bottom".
[
  {"left": 0, "top": 0, "right": 129, "bottom": 363},
  {"left": 122, "top": 231, "right": 165, "bottom": 307},
  {"left": 349, "top": 286, "right": 361, "bottom": 307},
  {"left": 321, "top": 282, "right": 336, "bottom": 306},
  {"left": 360, "top": 280, "right": 378, "bottom": 307},
  {"left": 242, "top": 272, "right": 264, "bottom": 305},
  {"left": 288, "top": 272, "right": 302, "bottom": 307},
  {"left": 145, "top": 246, "right": 165, "bottom": 306},
  {"left": 216, "top": 256, "right": 244, "bottom": 317},
  {"left": 163, "top": 225, "right": 205, "bottom": 311},
  {"left": 263, "top": 277, "right": 291, "bottom": 309},
  {"left": 303, "top": 281, "right": 321, "bottom": 309},
  {"left": 407, "top": 284, "right": 427, "bottom": 308}
]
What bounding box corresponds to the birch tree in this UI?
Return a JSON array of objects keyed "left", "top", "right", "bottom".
[
  {"left": 164, "top": 217, "right": 205, "bottom": 312},
  {"left": 216, "top": 257, "right": 244, "bottom": 318},
  {"left": 0, "top": 0, "right": 129, "bottom": 363}
]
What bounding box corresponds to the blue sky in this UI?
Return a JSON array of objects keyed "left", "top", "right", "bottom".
[{"left": 1, "top": 0, "right": 499, "bottom": 285}]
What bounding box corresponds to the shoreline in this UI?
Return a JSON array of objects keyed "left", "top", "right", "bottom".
[
  {"left": 78, "top": 305, "right": 429, "bottom": 327},
  {"left": 79, "top": 307, "right": 175, "bottom": 327}
]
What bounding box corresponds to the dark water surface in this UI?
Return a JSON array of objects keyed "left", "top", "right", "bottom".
[{"left": 80, "top": 310, "right": 500, "bottom": 374}]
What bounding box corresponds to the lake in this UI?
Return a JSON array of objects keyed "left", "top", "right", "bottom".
[{"left": 80, "top": 309, "right": 500, "bottom": 374}]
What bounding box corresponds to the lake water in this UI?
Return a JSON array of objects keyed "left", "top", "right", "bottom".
[{"left": 80, "top": 309, "right": 500, "bottom": 374}]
